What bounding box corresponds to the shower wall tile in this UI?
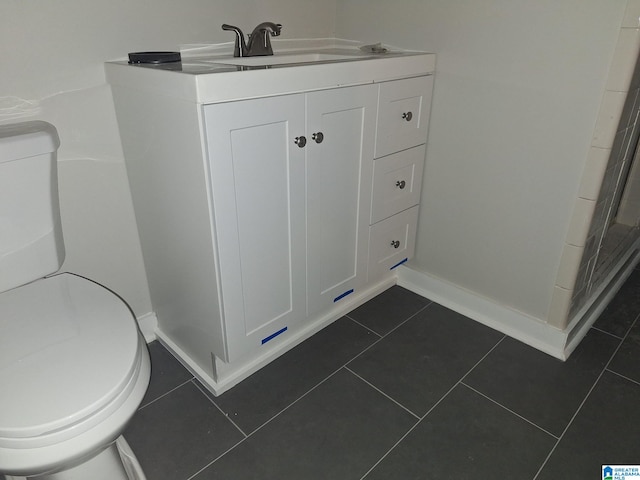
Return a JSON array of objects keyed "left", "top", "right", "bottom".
[
  {"left": 578, "top": 147, "right": 611, "bottom": 200},
  {"left": 563, "top": 0, "right": 640, "bottom": 327},
  {"left": 556, "top": 244, "right": 585, "bottom": 290},
  {"left": 600, "top": 162, "right": 623, "bottom": 205},
  {"left": 632, "top": 67, "right": 640, "bottom": 91},
  {"left": 588, "top": 200, "right": 609, "bottom": 238},
  {"left": 574, "top": 262, "right": 588, "bottom": 295},
  {"left": 615, "top": 126, "right": 635, "bottom": 162},
  {"left": 618, "top": 91, "right": 640, "bottom": 136},
  {"left": 599, "top": 166, "right": 617, "bottom": 204},
  {"left": 566, "top": 198, "right": 596, "bottom": 247},
  {"left": 547, "top": 285, "right": 573, "bottom": 328},
  {"left": 617, "top": 156, "right": 640, "bottom": 225},
  {"left": 570, "top": 285, "right": 587, "bottom": 315},
  {"left": 584, "top": 235, "right": 599, "bottom": 269},
  {"left": 592, "top": 91, "right": 629, "bottom": 148},
  {"left": 606, "top": 28, "right": 640, "bottom": 92},
  {"left": 574, "top": 248, "right": 595, "bottom": 296}
]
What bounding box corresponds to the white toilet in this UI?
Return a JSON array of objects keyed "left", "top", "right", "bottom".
[{"left": 0, "top": 121, "right": 151, "bottom": 480}]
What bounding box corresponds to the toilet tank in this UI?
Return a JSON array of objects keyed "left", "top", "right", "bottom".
[{"left": 0, "top": 121, "right": 65, "bottom": 293}]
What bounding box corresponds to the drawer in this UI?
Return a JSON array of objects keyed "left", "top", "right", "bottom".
[
  {"left": 371, "top": 144, "right": 425, "bottom": 224},
  {"left": 368, "top": 205, "right": 419, "bottom": 282},
  {"left": 375, "top": 75, "right": 433, "bottom": 158}
]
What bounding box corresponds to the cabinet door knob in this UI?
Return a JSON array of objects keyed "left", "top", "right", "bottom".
[
  {"left": 391, "top": 240, "right": 400, "bottom": 249},
  {"left": 402, "top": 111, "right": 413, "bottom": 122},
  {"left": 294, "top": 136, "right": 307, "bottom": 148},
  {"left": 395, "top": 180, "right": 406, "bottom": 189},
  {"left": 312, "top": 132, "right": 324, "bottom": 144}
]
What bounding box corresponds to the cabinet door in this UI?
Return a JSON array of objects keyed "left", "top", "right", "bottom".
[
  {"left": 306, "top": 84, "right": 378, "bottom": 315},
  {"left": 375, "top": 75, "right": 434, "bottom": 158},
  {"left": 203, "top": 95, "right": 306, "bottom": 362}
]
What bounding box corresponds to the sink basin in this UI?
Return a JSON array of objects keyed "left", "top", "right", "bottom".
[{"left": 212, "top": 52, "right": 366, "bottom": 66}]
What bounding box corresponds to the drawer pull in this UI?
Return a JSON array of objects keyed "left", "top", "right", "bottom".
[
  {"left": 402, "top": 111, "right": 413, "bottom": 122},
  {"left": 294, "top": 136, "right": 307, "bottom": 148},
  {"left": 395, "top": 180, "right": 406, "bottom": 189},
  {"left": 391, "top": 240, "right": 401, "bottom": 249},
  {"left": 312, "top": 132, "right": 324, "bottom": 144}
]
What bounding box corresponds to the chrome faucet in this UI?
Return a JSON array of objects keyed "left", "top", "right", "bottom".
[{"left": 221, "top": 22, "right": 282, "bottom": 57}]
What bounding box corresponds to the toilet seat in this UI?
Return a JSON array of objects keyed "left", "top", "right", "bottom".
[{"left": 0, "top": 273, "right": 143, "bottom": 448}]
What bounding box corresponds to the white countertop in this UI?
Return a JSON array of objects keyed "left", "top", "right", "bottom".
[{"left": 105, "top": 39, "right": 435, "bottom": 104}]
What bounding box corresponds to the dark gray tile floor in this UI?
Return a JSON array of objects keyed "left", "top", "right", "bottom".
[{"left": 125, "top": 270, "right": 640, "bottom": 480}]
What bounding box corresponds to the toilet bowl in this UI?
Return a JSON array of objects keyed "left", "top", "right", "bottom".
[{"left": 0, "top": 122, "right": 150, "bottom": 479}]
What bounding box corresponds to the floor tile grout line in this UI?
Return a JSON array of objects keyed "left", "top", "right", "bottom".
[
  {"left": 531, "top": 373, "right": 607, "bottom": 480},
  {"left": 359, "top": 332, "right": 507, "bottom": 480},
  {"left": 455, "top": 332, "right": 507, "bottom": 388},
  {"left": 375, "top": 301, "right": 434, "bottom": 340},
  {"left": 137, "top": 377, "right": 195, "bottom": 410},
  {"left": 358, "top": 381, "right": 459, "bottom": 480},
  {"left": 605, "top": 368, "right": 640, "bottom": 387},
  {"left": 343, "top": 302, "right": 434, "bottom": 367},
  {"left": 233, "top": 368, "right": 342, "bottom": 433},
  {"left": 393, "top": 301, "right": 434, "bottom": 333},
  {"left": 347, "top": 301, "right": 433, "bottom": 361},
  {"left": 344, "top": 366, "right": 421, "bottom": 420},
  {"left": 590, "top": 325, "right": 625, "bottom": 340},
  {"left": 460, "top": 382, "right": 559, "bottom": 439},
  {"left": 345, "top": 314, "right": 384, "bottom": 337},
  {"left": 532, "top": 321, "right": 633, "bottom": 480},
  {"left": 185, "top": 434, "right": 250, "bottom": 480},
  {"left": 591, "top": 306, "right": 640, "bottom": 339},
  {"left": 186, "top": 368, "right": 347, "bottom": 480},
  {"left": 192, "top": 379, "right": 248, "bottom": 438},
  {"left": 603, "top": 309, "right": 640, "bottom": 383}
]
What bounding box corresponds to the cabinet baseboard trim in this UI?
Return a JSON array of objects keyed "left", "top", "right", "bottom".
[{"left": 156, "top": 276, "right": 397, "bottom": 396}]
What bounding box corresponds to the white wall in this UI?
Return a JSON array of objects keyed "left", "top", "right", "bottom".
[
  {"left": 0, "top": 0, "right": 336, "bottom": 318},
  {"left": 337, "top": 0, "right": 626, "bottom": 322}
]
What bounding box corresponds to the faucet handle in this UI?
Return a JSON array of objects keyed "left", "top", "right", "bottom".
[{"left": 221, "top": 24, "right": 248, "bottom": 57}]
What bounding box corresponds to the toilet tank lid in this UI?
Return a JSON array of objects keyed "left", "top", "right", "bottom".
[{"left": 0, "top": 121, "right": 60, "bottom": 164}]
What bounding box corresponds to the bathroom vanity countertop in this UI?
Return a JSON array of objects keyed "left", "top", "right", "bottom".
[{"left": 105, "top": 39, "right": 435, "bottom": 104}]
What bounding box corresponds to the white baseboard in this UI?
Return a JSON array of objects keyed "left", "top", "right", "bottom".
[
  {"left": 397, "top": 266, "right": 568, "bottom": 359},
  {"left": 397, "top": 245, "right": 640, "bottom": 360},
  {"left": 136, "top": 311, "right": 158, "bottom": 343}
]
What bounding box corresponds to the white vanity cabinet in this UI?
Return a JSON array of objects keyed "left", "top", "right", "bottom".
[
  {"left": 203, "top": 84, "right": 377, "bottom": 361},
  {"left": 106, "top": 47, "right": 435, "bottom": 394}
]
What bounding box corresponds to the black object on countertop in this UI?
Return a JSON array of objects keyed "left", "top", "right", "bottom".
[{"left": 128, "top": 51, "right": 181, "bottom": 64}]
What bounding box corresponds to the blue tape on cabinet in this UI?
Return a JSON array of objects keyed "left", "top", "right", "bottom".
[
  {"left": 390, "top": 258, "right": 408, "bottom": 270},
  {"left": 261, "top": 326, "right": 288, "bottom": 345},
  {"left": 334, "top": 289, "right": 354, "bottom": 302}
]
